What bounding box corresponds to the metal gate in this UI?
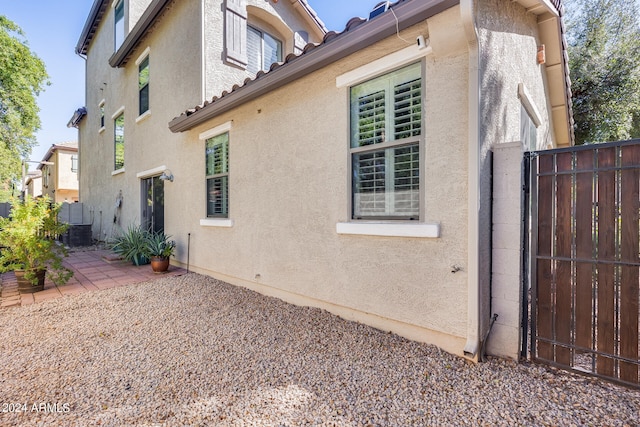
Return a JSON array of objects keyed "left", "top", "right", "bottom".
[{"left": 527, "top": 139, "right": 640, "bottom": 388}]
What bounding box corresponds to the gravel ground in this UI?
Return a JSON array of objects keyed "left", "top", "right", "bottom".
[{"left": 0, "top": 273, "right": 638, "bottom": 427}]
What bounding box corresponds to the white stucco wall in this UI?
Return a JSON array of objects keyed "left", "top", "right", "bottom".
[
  {"left": 477, "top": 0, "right": 553, "bottom": 150},
  {"left": 489, "top": 142, "right": 524, "bottom": 359}
]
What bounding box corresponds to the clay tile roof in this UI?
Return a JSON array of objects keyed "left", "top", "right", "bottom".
[{"left": 168, "top": 0, "right": 445, "bottom": 131}]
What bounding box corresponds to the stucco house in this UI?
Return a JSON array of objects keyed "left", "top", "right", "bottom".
[
  {"left": 37, "top": 142, "right": 79, "bottom": 203},
  {"left": 70, "top": 0, "right": 325, "bottom": 235},
  {"left": 24, "top": 171, "right": 43, "bottom": 199},
  {"left": 73, "top": 0, "right": 572, "bottom": 360}
]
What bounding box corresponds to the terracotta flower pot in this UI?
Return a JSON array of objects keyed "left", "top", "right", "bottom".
[
  {"left": 15, "top": 269, "right": 46, "bottom": 294},
  {"left": 150, "top": 256, "right": 170, "bottom": 273}
]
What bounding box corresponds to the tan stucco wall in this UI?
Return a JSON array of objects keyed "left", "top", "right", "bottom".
[
  {"left": 168, "top": 15, "right": 472, "bottom": 356},
  {"left": 79, "top": 0, "right": 202, "bottom": 239},
  {"left": 56, "top": 150, "right": 79, "bottom": 193},
  {"left": 78, "top": 0, "right": 329, "bottom": 242}
]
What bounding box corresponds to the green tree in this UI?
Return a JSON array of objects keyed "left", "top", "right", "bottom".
[
  {"left": 566, "top": 0, "right": 640, "bottom": 144},
  {"left": 0, "top": 16, "right": 48, "bottom": 200}
]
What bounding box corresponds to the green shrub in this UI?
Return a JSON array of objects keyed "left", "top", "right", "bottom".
[{"left": 0, "top": 196, "right": 72, "bottom": 285}]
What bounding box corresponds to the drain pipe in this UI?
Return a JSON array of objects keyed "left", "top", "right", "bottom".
[
  {"left": 480, "top": 313, "right": 499, "bottom": 361},
  {"left": 460, "top": 0, "right": 482, "bottom": 360},
  {"left": 186, "top": 232, "right": 191, "bottom": 273}
]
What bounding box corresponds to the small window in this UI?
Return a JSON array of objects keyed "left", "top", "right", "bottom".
[
  {"left": 206, "top": 133, "right": 229, "bottom": 217},
  {"left": 114, "top": 0, "right": 125, "bottom": 50},
  {"left": 71, "top": 155, "right": 78, "bottom": 173},
  {"left": 114, "top": 113, "right": 125, "bottom": 170},
  {"left": 350, "top": 62, "right": 422, "bottom": 220},
  {"left": 99, "top": 100, "right": 105, "bottom": 130},
  {"left": 521, "top": 105, "right": 537, "bottom": 151},
  {"left": 247, "top": 25, "right": 282, "bottom": 74},
  {"left": 138, "top": 56, "right": 149, "bottom": 115}
]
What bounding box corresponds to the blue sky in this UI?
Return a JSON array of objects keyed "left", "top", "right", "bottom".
[{"left": 0, "top": 0, "right": 383, "bottom": 167}]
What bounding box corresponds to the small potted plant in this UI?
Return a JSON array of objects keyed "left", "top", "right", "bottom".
[
  {"left": 109, "top": 224, "right": 150, "bottom": 266},
  {"left": 0, "top": 196, "right": 73, "bottom": 293},
  {"left": 143, "top": 230, "right": 175, "bottom": 272}
]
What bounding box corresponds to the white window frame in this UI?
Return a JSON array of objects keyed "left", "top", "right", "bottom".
[
  {"left": 98, "top": 99, "right": 106, "bottom": 133},
  {"left": 112, "top": 106, "right": 125, "bottom": 172},
  {"left": 200, "top": 121, "right": 234, "bottom": 227},
  {"left": 113, "top": 0, "right": 125, "bottom": 51},
  {"left": 136, "top": 47, "right": 150, "bottom": 120},
  {"left": 518, "top": 83, "right": 541, "bottom": 151},
  {"left": 336, "top": 44, "right": 440, "bottom": 239},
  {"left": 247, "top": 24, "right": 283, "bottom": 75}
]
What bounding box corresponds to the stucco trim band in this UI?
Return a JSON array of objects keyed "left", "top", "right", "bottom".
[
  {"left": 336, "top": 222, "right": 440, "bottom": 238},
  {"left": 111, "top": 106, "right": 125, "bottom": 120},
  {"left": 336, "top": 44, "right": 433, "bottom": 88},
  {"left": 136, "top": 165, "right": 167, "bottom": 179},
  {"left": 199, "top": 121, "right": 233, "bottom": 141},
  {"left": 200, "top": 218, "right": 234, "bottom": 228},
  {"left": 517, "top": 83, "right": 542, "bottom": 127}
]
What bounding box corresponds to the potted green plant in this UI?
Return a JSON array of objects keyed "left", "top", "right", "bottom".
[
  {"left": 109, "top": 224, "right": 150, "bottom": 266},
  {"left": 0, "top": 196, "right": 73, "bottom": 293},
  {"left": 143, "top": 230, "right": 175, "bottom": 272}
]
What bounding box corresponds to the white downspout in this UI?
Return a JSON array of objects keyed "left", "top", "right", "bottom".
[{"left": 460, "top": 0, "right": 481, "bottom": 359}]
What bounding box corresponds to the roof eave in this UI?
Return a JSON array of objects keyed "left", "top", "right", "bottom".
[
  {"left": 169, "top": 0, "right": 459, "bottom": 133},
  {"left": 109, "top": 0, "right": 172, "bottom": 68},
  {"left": 76, "top": 0, "right": 108, "bottom": 56},
  {"left": 290, "top": 0, "right": 328, "bottom": 37}
]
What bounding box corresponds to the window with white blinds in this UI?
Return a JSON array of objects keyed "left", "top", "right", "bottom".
[
  {"left": 350, "top": 62, "right": 422, "bottom": 219},
  {"left": 247, "top": 25, "right": 282, "bottom": 75},
  {"left": 206, "top": 133, "right": 229, "bottom": 217}
]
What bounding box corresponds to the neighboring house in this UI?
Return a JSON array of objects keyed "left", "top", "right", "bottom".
[
  {"left": 72, "top": 0, "right": 572, "bottom": 360},
  {"left": 69, "top": 0, "right": 325, "bottom": 236},
  {"left": 24, "top": 171, "right": 43, "bottom": 199},
  {"left": 37, "top": 142, "right": 79, "bottom": 203}
]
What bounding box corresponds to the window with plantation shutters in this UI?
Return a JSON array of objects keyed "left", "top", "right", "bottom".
[
  {"left": 114, "top": 113, "right": 125, "bottom": 170},
  {"left": 350, "top": 62, "right": 422, "bottom": 220},
  {"left": 206, "top": 133, "right": 229, "bottom": 217}
]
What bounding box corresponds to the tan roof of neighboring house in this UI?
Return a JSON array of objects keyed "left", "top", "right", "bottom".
[{"left": 168, "top": 0, "right": 573, "bottom": 146}]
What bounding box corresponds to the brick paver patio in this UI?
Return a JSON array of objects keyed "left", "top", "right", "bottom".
[{"left": 0, "top": 249, "right": 185, "bottom": 309}]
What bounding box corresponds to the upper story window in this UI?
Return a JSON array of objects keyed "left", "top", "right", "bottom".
[
  {"left": 247, "top": 25, "right": 282, "bottom": 74},
  {"left": 71, "top": 155, "right": 79, "bottom": 173},
  {"left": 99, "top": 99, "right": 105, "bottom": 131},
  {"left": 138, "top": 56, "right": 149, "bottom": 116},
  {"left": 350, "top": 62, "right": 423, "bottom": 220},
  {"left": 114, "top": 0, "right": 125, "bottom": 51},
  {"left": 114, "top": 112, "right": 125, "bottom": 170},
  {"left": 206, "top": 132, "right": 230, "bottom": 218}
]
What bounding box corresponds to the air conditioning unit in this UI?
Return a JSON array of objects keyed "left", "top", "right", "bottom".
[{"left": 368, "top": 1, "right": 390, "bottom": 20}]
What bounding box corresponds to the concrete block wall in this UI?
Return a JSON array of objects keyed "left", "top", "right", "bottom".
[{"left": 488, "top": 142, "right": 524, "bottom": 359}]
